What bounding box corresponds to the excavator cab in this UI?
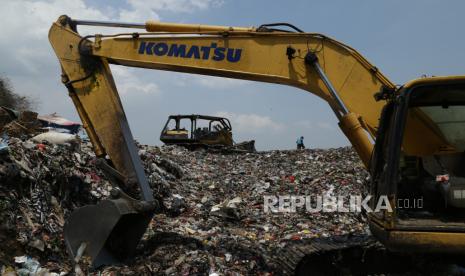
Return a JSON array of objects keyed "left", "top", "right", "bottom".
[
  {"left": 160, "top": 114, "right": 234, "bottom": 147},
  {"left": 369, "top": 78, "right": 465, "bottom": 253}
]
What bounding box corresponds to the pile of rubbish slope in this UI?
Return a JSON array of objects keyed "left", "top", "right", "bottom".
[{"left": 0, "top": 136, "right": 369, "bottom": 275}]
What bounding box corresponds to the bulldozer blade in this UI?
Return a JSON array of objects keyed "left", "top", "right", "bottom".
[{"left": 64, "top": 198, "right": 153, "bottom": 268}]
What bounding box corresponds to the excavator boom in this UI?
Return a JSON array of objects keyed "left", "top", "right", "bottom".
[{"left": 49, "top": 15, "right": 397, "bottom": 267}]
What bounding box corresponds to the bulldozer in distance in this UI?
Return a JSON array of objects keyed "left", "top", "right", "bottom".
[{"left": 160, "top": 114, "right": 256, "bottom": 152}]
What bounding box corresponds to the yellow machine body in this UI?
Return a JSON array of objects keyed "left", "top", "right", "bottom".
[{"left": 48, "top": 15, "right": 465, "bottom": 267}]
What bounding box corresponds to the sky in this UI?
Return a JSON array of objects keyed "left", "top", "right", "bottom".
[{"left": 1, "top": 0, "right": 464, "bottom": 150}]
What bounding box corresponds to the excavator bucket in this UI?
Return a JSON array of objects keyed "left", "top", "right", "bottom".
[{"left": 64, "top": 197, "right": 153, "bottom": 268}]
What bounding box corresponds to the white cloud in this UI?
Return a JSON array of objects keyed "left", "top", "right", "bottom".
[
  {"left": 294, "top": 120, "right": 313, "bottom": 129},
  {"left": 215, "top": 111, "right": 285, "bottom": 133},
  {"left": 194, "top": 75, "right": 248, "bottom": 89},
  {"left": 293, "top": 120, "right": 335, "bottom": 131},
  {"left": 112, "top": 66, "right": 160, "bottom": 95},
  {"left": 0, "top": 0, "right": 222, "bottom": 111},
  {"left": 122, "top": 0, "right": 222, "bottom": 18},
  {"left": 0, "top": 0, "right": 109, "bottom": 76},
  {"left": 316, "top": 121, "right": 335, "bottom": 130},
  {"left": 118, "top": 0, "right": 160, "bottom": 22},
  {"left": 0, "top": 0, "right": 223, "bottom": 58},
  {"left": 171, "top": 74, "right": 248, "bottom": 89},
  {"left": 0, "top": 1, "right": 108, "bottom": 39}
]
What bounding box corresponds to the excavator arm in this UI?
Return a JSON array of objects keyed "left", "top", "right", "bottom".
[
  {"left": 48, "top": 15, "right": 396, "bottom": 267},
  {"left": 49, "top": 15, "right": 396, "bottom": 169}
]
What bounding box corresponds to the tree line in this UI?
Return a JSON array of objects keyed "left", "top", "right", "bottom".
[{"left": 0, "top": 76, "right": 33, "bottom": 111}]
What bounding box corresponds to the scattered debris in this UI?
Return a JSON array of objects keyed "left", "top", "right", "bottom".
[
  {"left": 31, "top": 132, "right": 78, "bottom": 145},
  {"left": 2, "top": 111, "right": 41, "bottom": 138},
  {"left": 37, "top": 113, "right": 81, "bottom": 134},
  {"left": 0, "top": 107, "right": 81, "bottom": 140},
  {"left": 0, "top": 136, "right": 369, "bottom": 274}
]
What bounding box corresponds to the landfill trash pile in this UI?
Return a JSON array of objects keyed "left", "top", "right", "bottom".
[
  {"left": 0, "top": 137, "right": 109, "bottom": 275},
  {"left": 0, "top": 109, "right": 42, "bottom": 138},
  {"left": 0, "top": 107, "right": 81, "bottom": 139},
  {"left": 0, "top": 137, "right": 369, "bottom": 275}
]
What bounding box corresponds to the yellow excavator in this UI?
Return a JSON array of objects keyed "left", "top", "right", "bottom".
[{"left": 49, "top": 15, "right": 465, "bottom": 274}]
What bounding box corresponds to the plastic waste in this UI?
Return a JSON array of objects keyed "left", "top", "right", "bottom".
[{"left": 31, "top": 132, "right": 77, "bottom": 145}]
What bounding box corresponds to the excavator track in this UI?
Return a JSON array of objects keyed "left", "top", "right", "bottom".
[{"left": 273, "top": 234, "right": 414, "bottom": 275}]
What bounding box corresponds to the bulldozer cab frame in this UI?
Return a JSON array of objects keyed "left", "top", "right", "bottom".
[{"left": 160, "top": 114, "right": 233, "bottom": 147}]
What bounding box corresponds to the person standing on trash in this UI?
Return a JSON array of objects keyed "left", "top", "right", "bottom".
[{"left": 296, "top": 136, "right": 305, "bottom": 150}]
